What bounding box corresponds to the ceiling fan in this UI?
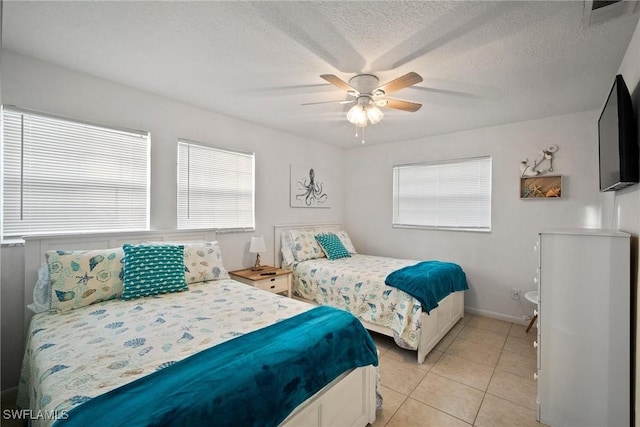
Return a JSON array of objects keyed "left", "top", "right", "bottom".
[{"left": 304, "top": 72, "right": 423, "bottom": 129}]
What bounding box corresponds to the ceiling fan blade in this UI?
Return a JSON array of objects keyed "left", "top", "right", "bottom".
[
  {"left": 301, "top": 99, "right": 355, "bottom": 106},
  {"left": 383, "top": 99, "right": 422, "bottom": 112},
  {"left": 320, "top": 74, "right": 358, "bottom": 94},
  {"left": 377, "top": 72, "right": 423, "bottom": 95}
]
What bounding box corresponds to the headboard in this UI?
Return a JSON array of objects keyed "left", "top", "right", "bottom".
[
  {"left": 23, "top": 229, "right": 216, "bottom": 333},
  {"left": 273, "top": 223, "right": 342, "bottom": 267}
]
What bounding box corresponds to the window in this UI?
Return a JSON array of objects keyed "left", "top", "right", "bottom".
[
  {"left": 1, "top": 106, "right": 150, "bottom": 242},
  {"left": 393, "top": 156, "right": 492, "bottom": 231},
  {"left": 177, "top": 139, "right": 255, "bottom": 231}
]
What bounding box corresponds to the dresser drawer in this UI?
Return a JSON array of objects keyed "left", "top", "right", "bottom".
[{"left": 254, "top": 275, "right": 289, "bottom": 294}]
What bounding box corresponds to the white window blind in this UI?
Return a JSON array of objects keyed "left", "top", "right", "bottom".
[
  {"left": 393, "top": 156, "right": 492, "bottom": 231},
  {"left": 177, "top": 139, "right": 255, "bottom": 231},
  {"left": 1, "top": 106, "right": 150, "bottom": 242}
]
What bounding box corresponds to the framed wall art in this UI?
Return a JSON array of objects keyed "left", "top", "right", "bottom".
[
  {"left": 290, "top": 165, "right": 332, "bottom": 208},
  {"left": 520, "top": 175, "right": 562, "bottom": 199}
]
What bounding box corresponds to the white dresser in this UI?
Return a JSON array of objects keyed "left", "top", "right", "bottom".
[{"left": 535, "top": 229, "right": 631, "bottom": 427}]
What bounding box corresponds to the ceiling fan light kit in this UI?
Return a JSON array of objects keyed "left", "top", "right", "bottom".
[
  {"left": 314, "top": 72, "right": 423, "bottom": 143},
  {"left": 346, "top": 98, "right": 384, "bottom": 127},
  {"left": 346, "top": 104, "right": 368, "bottom": 127}
]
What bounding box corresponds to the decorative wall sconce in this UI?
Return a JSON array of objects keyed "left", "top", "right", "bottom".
[
  {"left": 520, "top": 145, "right": 559, "bottom": 177},
  {"left": 519, "top": 145, "right": 562, "bottom": 199}
]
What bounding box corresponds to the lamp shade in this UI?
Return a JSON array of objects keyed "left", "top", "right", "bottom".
[
  {"left": 249, "top": 236, "right": 266, "bottom": 253},
  {"left": 366, "top": 105, "right": 384, "bottom": 124},
  {"left": 346, "top": 104, "right": 368, "bottom": 126}
]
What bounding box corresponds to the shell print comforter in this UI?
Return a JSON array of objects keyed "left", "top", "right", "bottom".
[
  {"left": 291, "top": 254, "right": 424, "bottom": 350},
  {"left": 17, "top": 279, "right": 313, "bottom": 426}
]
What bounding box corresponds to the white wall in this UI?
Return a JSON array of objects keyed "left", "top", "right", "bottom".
[
  {"left": 614, "top": 16, "right": 640, "bottom": 426},
  {"left": 614, "top": 16, "right": 640, "bottom": 235},
  {"left": 344, "top": 110, "right": 606, "bottom": 322},
  {"left": 0, "top": 51, "right": 345, "bottom": 389}
]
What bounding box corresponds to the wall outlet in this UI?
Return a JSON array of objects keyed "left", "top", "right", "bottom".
[{"left": 511, "top": 288, "right": 521, "bottom": 300}]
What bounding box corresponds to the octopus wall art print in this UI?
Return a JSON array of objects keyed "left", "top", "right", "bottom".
[{"left": 290, "top": 165, "right": 332, "bottom": 208}]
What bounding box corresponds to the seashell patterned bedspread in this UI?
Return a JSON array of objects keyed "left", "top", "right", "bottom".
[
  {"left": 17, "top": 279, "right": 312, "bottom": 426},
  {"left": 291, "top": 254, "right": 423, "bottom": 350}
]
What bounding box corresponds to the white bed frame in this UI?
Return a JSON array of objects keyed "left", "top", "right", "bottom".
[
  {"left": 274, "top": 223, "right": 465, "bottom": 364},
  {"left": 23, "top": 230, "right": 376, "bottom": 427}
]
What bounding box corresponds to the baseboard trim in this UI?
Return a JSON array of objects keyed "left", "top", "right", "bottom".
[{"left": 464, "top": 306, "right": 528, "bottom": 325}]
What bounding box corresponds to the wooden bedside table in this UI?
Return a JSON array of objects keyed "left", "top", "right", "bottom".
[{"left": 229, "top": 266, "right": 292, "bottom": 297}]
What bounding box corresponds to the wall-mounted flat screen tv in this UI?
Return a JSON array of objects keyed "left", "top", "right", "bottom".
[{"left": 598, "top": 74, "right": 638, "bottom": 192}]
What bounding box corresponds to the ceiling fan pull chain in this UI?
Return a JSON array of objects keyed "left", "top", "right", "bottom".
[{"left": 361, "top": 126, "right": 365, "bottom": 144}]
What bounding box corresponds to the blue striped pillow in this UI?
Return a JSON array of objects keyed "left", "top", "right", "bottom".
[
  {"left": 121, "top": 244, "right": 188, "bottom": 300},
  {"left": 315, "top": 233, "right": 351, "bottom": 260}
]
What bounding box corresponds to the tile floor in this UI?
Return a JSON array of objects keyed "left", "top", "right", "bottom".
[{"left": 370, "top": 313, "right": 549, "bottom": 427}]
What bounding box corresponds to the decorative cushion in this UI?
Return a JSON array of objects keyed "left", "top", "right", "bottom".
[
  {"left": 182, "top": 241, "right": 230, "bottom": 283},
  {"left": 290, "top": 229, "right": 326, "bottom": 262},
  {"left": 144, "top": 241, "right": 230, "bottom": 284},
  {"left": 46, "top": 248, "right": 125, "bottom": 313},
  {"left": 315, "top": 233, "right": 351, "bottom": 260},
  {"left": 121, "top": 244, "right": 188, "bottom": 300},
  {"left": 280, "top": 231, "right": 296, "bottom": 266},
  {"left": 27, "top": 263, "right": 51, "bottom": 314},
  {"left": 334, "top": 230, "right": 357, "bottom": 254}
]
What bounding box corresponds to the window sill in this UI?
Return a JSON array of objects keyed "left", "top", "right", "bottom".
[
  {"left": 392, "top": 224, "right": 492, "bottom": 233},
  {"left": 1, "top": 239, "right": 25, "bottom": 247}
]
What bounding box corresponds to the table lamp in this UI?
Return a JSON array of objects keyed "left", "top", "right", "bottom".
[{"left": 249, "top": 236, "right": 266, "bottom": 271}]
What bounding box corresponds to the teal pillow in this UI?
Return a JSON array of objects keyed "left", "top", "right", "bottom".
[
  {"left": 315, "top": 233, "right": 351, "bottom": 260},
  {"left": 121, "top": 244, "right": 187, "bottom": 300}
]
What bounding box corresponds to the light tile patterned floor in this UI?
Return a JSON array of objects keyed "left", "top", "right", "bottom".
[{"left": 370, "top": 313, "right": 549, "bottom": 427}]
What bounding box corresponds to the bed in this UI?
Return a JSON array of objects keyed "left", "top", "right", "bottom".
[
  {"left": 17, "top": 231, "right": 378, "bottom": 427},
  {"left": 274, "top": 223, "right": 467, "bottom": 364}
]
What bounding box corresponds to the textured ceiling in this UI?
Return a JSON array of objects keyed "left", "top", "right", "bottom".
[{"left": 2, "top": 1, "right": 639, "bottom": 148}]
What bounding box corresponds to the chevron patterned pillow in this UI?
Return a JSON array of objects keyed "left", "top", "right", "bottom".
[
  {"left": 121, "top": 244, "right": 188, "bottom": 300},
  {"left": 315, "top": 233, "right": 351, "bottom": 261}
]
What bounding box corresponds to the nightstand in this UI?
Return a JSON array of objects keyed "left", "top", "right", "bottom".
[{"left": 229, "top": 266, "right": 292, "bottom": 297}]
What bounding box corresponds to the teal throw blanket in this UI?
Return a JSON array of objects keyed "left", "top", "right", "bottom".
[
  {"left": 57, "top": 306, "right": 378, "bottom": 427},
  {"left": 385, "top": 261, "right": 468, "bottom": 314}
]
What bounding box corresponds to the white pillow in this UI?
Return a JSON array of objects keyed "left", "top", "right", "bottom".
[
  {"left": 280, "top": 231, "right": 296, "bottom": 266},
  {"left": 182, "top": 241, "right": 230, "bottom": 283},
  {"left": 47, "top": 248, "right": 125, "bottom": 313},
  {"left": 334, "top": 230, "right": 357, "bottom": 254},
  {"left": 290, "top": 229, "right": 326, "bottom": 262},
  {"left": 147, "top": 241, "right": 230, "bottom": 283},
  {"left": 27, "top": 262, "right": 51, "bottom": 314}
]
